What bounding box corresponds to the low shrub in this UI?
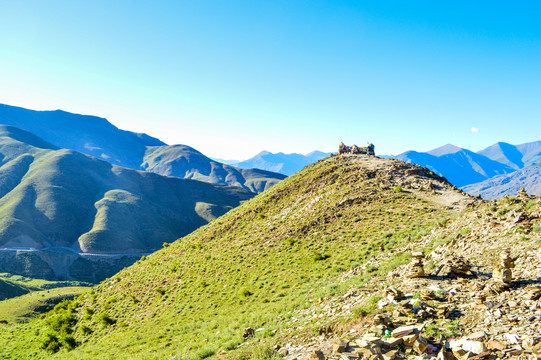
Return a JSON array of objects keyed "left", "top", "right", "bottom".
[
  {"left": 156, "top": 287, "right": 166, "bottom": 295},
  {"left": 239, "top": 288, "right": 253, "bottom": 297},
  {"left": 313, "top": 251, "right": 330, "bottom": 261},
  {"left": 40, "top": 332, "right": 61, "bottom": 353},
  {"left": 98, "top": 312, "right": 115, "bottom": 326}
]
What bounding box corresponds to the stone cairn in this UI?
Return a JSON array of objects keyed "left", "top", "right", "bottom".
[
  {"left": 518, "top": 186, "right": 530, "bottom": 200},
  {"left": 407, "top": 252, "right": 425, "bottom": 278},
  {"left": 493, "top": 250, "right": 516, "bottom": 285}
]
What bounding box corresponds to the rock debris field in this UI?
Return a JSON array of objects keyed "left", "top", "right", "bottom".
[{"left": 276, "top": 188, "right": 541, "bottom": 359}]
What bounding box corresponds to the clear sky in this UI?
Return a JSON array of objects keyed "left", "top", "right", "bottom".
[{"left": 0, "top": 1, "right": 539, "bottom": 159}]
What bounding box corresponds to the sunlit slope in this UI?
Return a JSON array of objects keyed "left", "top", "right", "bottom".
[
  {"left": 0, "top": 125, "right": 253, "bottom": 254},
  {"left": 0, "top": 286, "right": 87, "bottom": 323},
  {"left": 4, "top": 155, "right": 476, "bottom": 359}
]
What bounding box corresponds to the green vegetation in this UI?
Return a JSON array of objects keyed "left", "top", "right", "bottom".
[
  {"left": 496, "top": 207, "right": 511, "bottom": 217},
  {"left": 0, "top": 273, "right": 86, "bottom": 289},
  {"left": 526, "top": 200, "right": 537, "bottom": 211},
  {"left": 0, "top": 287, "right": 88, "bottom": 324},
  {"left": 422, "top": 320, "right": 462, "bottom": 339},
  {"left": 39, "top": 300, "right": 79, "bottom": 353},
  {"left": 0, "top": 278, "right": 33, "bottom": 301},
  {"left": 0, "top": 155, "right": 458, "bottom": 359},
  {"left": 0, "top": 273, "right": 91, "bottom": 323},
  {"left": 0, "top": 125, "right": 254, "bottom": 281},
  {"left": 352, "top": 294, "right": 382, "bottom": 318}
]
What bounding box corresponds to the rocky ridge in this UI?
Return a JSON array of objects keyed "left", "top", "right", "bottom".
[{"left": 276, "top": 188, "right": 541, "bottom": 360}]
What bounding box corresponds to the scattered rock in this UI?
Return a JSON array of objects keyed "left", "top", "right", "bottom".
[
  {"left": 504, "top": 333, "right": 520, "bottom": 345},
  {"left": 280, "top": 194, "right": 541, "bottom": 360},
  {"left": 310, "top": 350, "right": 325, "bottom": 359},
  {"left": 413, "top": 336, "right": 429, "bottom": 354},
  {"left": 437, "top": 254, "right": 473, "bottom": 277},
  {"left": 332, "top": 341, "right": 348, "bottom": 353},
  {"left": 385, "top": 286, "right": 404, "bottom": 302},
  {"left": 373, "top": 314, "right": 393, "bottom": 328},
  {"left": 242, "top": 327, "right": 255, "bottom": 339},
  {"left": 486, "top": 340, "right": 505, "bottom": 351},
  {"left": 391, "top": 325, "right": 417, "bottom": 338},
  {"left": 437, "top": 349, "right": 454, "bottom": 360}
]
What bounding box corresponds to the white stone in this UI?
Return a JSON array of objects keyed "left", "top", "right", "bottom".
[
  {"left": 504, "top": 333, "right": 520, "bottom": 345},
  {"left": 449, "top": 339, "right": 486, "bottom": 355}
]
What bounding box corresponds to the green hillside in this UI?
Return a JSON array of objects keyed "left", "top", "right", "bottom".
[
  {"left": 0, "top": 125, "right": 253, "bottom": 281},
  {"left": 0, "top": 278, "right": 32, "bottom": 301},
  {"left": 0, "top": 154, "right": 474, "bottom": 359},
  {"left": 0, "top": 273, "right": 91, "bottom": 320},
  {"left": 0, "top": 286, "right": 87, "bottom": 324}
]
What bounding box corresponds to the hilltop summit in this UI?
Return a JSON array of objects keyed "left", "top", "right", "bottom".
[{"left": 0, "top": 154, "right": 481, "bottom": 359}]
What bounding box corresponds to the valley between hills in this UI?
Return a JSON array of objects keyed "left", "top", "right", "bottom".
[{"left": 0, "top": 106, "right": 540, "bottom": 359}]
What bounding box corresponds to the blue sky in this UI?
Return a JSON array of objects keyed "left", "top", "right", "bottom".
[{"left": 0, "top": 1, "right": 539, "bottom": 159}]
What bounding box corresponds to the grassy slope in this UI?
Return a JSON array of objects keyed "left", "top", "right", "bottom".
[
  {"left": 0, "top": 155, "right": 462, "bottom": 359},
  {"left": 0, "top": 278, "right": 33, "bottom": 301},
  {"left": 0, "top": 286, "right": 87, "bottom": 324},
  {"left": 0, "top": 273, "right": 89, "bottom": 290},
  {"left": 0, "top": 125, "right": 254, "bottom": 254}
]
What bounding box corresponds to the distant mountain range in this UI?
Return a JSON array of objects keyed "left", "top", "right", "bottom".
[
  {"left": 222, "top": 150, "right": 332, "bottom": 176},
  {"left": 395, "top": 141, "right": 541, "bottom": 199},
  {"left": 0, "top": 125, "right": 253, "bottom": 281},
  {"left": 0, "top": 104, "right": 285, "bottom": 193},
  {"left": 142, "top": 145, "right": 286, "bottom": 192},
  {"left": 461, "top": 165, "right": 541, "bottom": 200}
]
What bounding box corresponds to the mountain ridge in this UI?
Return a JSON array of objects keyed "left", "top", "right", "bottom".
[
  {"left": 395, "top": 147, "right": 515, "bottom": 187},
  {"left": 461, "top": 165, "right": 541, "bottom": 199},
  {"left": 0, "top": 103, "right": 285, "bottom": 192},
  {"left": 396, "top": 140, "right": 541, "bottom": 196},
  {"left": 233, "top": 150, "right": 332, "bottom": 176},
  {"left": 142, "top": 144, "right": 286, "bottom": 193}
]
